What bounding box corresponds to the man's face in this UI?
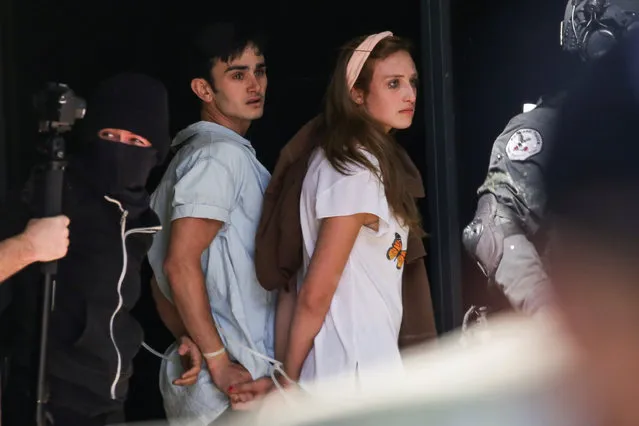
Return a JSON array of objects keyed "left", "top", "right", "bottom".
[
  {"left": 549, "top": 232, "right": 639, "bottom": 426},
  {"left": 210, "top": 45, "right": 267, "bottom": 122}
]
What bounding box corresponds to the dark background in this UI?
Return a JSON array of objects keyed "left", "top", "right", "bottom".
[{"left": 0, "top": 0, "right": 580, "bottom": 422}]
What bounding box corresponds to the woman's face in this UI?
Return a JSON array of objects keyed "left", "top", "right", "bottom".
[{"left": 355, "top": 50, "right": 418, "bottom": 132}]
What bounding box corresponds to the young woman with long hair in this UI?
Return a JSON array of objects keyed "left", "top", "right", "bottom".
[
  {"left": 285, "top": 31, "right": 422, "bottom": 387},
  {"left": 231, "top": 31, "right": 422, "bottom": 401}
]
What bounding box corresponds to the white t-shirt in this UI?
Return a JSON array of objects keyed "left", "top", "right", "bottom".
[{"left": 298, "top": 148, "right": 408, "bottom": 388}]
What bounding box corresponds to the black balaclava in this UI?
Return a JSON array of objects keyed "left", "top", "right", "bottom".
[{"left": 70, "top": 72, "right": 170, "bottom": 219}]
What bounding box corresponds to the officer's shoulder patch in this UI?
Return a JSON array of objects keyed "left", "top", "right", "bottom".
[{"left": 505, "top": 128, "right": 543, "bottom": 161}]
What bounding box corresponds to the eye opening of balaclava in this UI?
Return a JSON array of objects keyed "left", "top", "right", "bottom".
[{"left": 71, "top": 72, "right": 170, "bottom": 217}]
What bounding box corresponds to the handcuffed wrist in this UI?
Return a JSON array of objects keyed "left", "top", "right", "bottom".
[{"left": 203, "top": 347, "right": 226, "bottom": 359}]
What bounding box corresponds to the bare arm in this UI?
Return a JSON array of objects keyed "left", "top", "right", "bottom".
[
  {"left": 0, "top": 216, "right": 69, "bottom": 283},
  {"left": 163, "top": 217, "right": 254, "bottom": 395},
  {"left": 163, "top": 217, "right": 226, "bottom": 359},
  {"left": 275, "top": 287, "right": 297, "bottom": 362},
  {"left": 150, "top": 275, "right": 205, "bottom": 387},
  {"left": 0, "top": 235, "right": 37, "bottom": 283},
  {"left": 284, "top": 213, "right": 370, "bottom": 380},
  {"left": 150, "top": 275, "right": 187, "bottom": 339}
]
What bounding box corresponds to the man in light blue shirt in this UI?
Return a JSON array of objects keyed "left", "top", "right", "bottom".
[{"left": 147, "top": 22, "right": 275, "bottom": 425}]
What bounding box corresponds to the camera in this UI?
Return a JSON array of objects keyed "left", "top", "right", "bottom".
[{"left": 33, "top": 83, "right": 86, "bottom": 134}]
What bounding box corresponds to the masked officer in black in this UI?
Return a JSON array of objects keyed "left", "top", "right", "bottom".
[
  {"left": 1, "top": 72, "right": 171, "bottom": 426},
  {"left": 462, "top": 0, "right": 639, "bottom": 314}
]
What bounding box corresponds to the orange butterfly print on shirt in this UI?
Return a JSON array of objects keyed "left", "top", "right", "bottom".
[{"left": 386, "top": 232, "right": 407, "bottom": 270}]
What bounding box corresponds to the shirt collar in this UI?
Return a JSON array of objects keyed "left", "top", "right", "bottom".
[{"left": 173, "top": 121, "right": 255, "bottom": 153}]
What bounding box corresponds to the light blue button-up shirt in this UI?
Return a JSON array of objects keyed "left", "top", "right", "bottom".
[{"left": 147, "top": 121, "right": 275, "bottom": 425}]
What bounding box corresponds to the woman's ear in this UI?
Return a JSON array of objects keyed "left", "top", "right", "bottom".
[{"left": 350, "top": 87, "right": 364, "bottom": 105}]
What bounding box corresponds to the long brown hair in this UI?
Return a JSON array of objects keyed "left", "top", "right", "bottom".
[{"left": 319, "top": 35, "right": 422, "bottom": 233}]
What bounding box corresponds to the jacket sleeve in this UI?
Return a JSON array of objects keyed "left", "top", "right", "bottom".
[
  {"left": 494, "top": 234, "right": 551, "bottom": 314},
  {"left": 462, "top": 108, "right": 556, "bottom": 314},
  {"left": 254, "top": 154, "right": 307, "bottom": 292},
  {"left": 399, "top": 232, "right": 437, "bottom": 348}
]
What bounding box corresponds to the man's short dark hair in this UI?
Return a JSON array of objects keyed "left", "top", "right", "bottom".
[
  {"left": 187, "top": 22, "right": 267, "bottom": 86},
  {"left": 545, "top": 28, "right": 639, "bottom": 248}
]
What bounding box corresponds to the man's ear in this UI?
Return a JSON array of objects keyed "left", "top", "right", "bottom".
[
  {"left": 350, "top": 87, "right": 364, "bottom": 105},
  {"left": 190, "top": 78, "right": 214, "bottom": 103}
]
